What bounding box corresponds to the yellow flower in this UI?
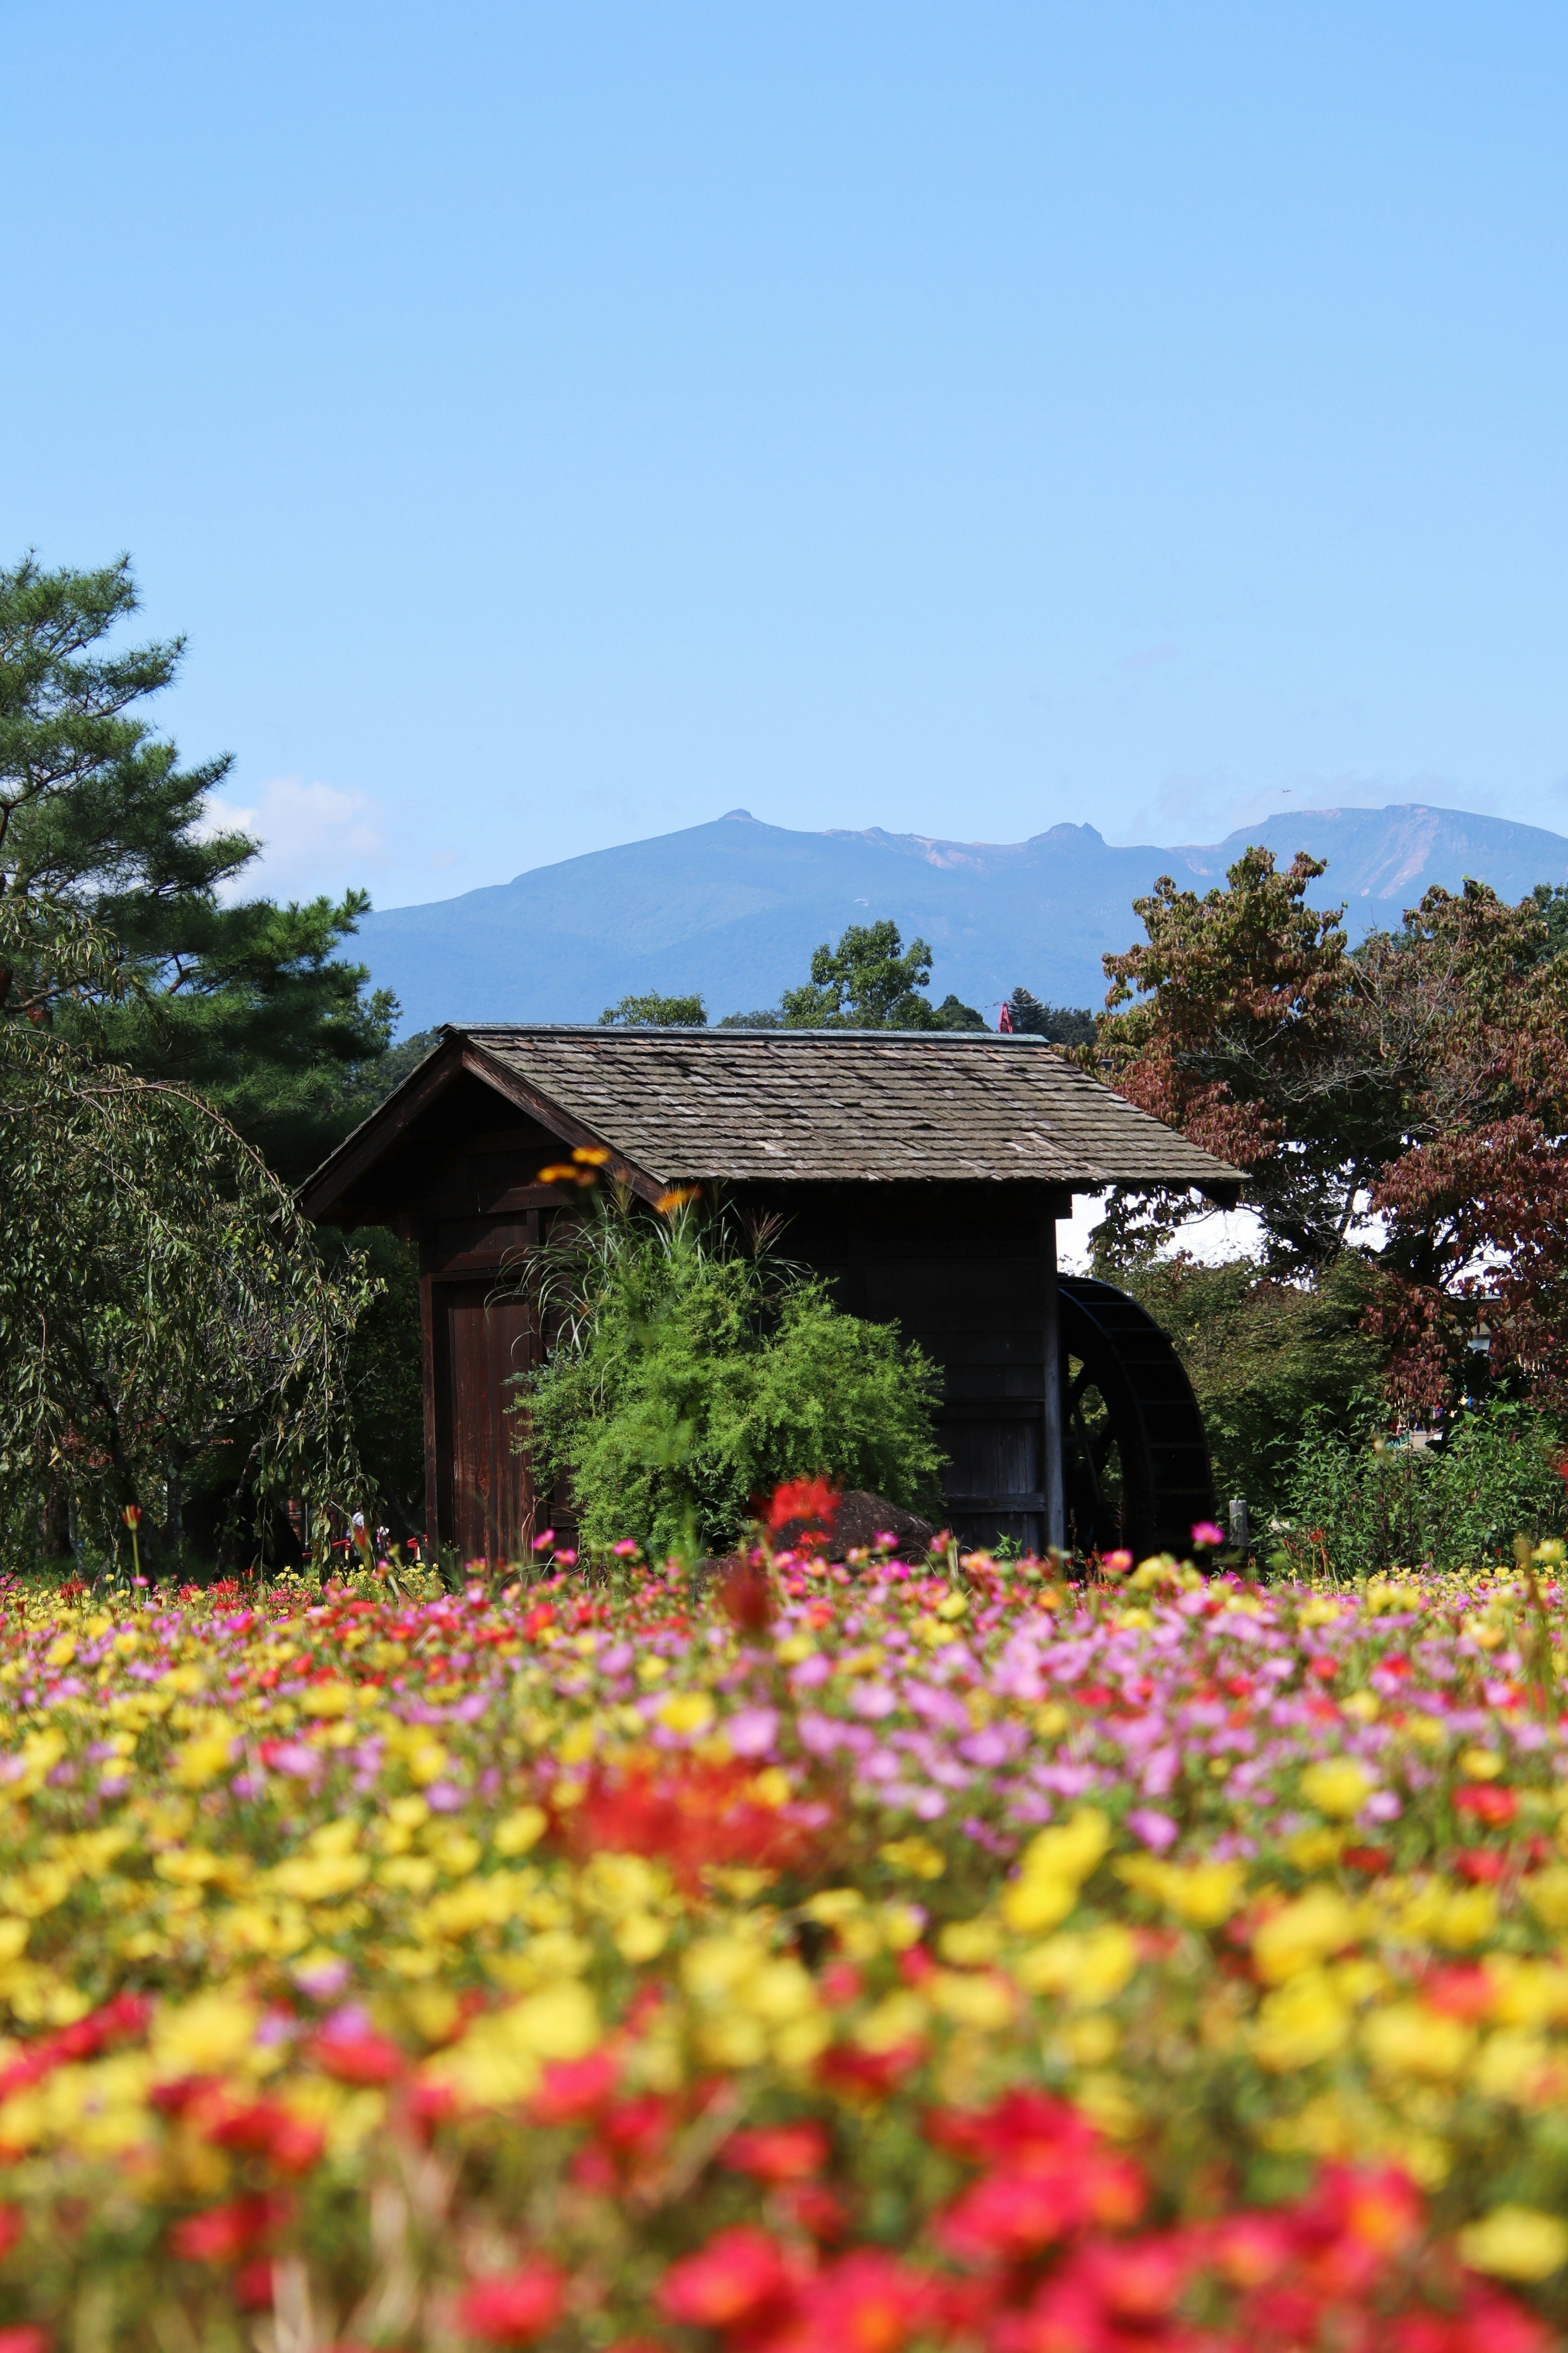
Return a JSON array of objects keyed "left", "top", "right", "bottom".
[
  {"left": 405, "top": 1740, "right": 450, "bottom": 1787},
  {"left": 1363, "top": 2002, "right": 1473, "bottom": 2080},
  {"left": 1014, "top": 1923, "right": 1137, "bottom": 2006},
  {"left": 1251, "top": 1971, "right": 1352, "bottom": 2071},
  {"left": 854, "top": 1991, "right": 927, "bottom": 2053},
  {"left": 1118, "top": 1857, "right": 1245, "bottom": 1928},
  {"left": 151, "top": 1991, "right": 259, "bottom": 2076},
  {"left": 938, "top": 1916, "right": 1003, "bottom": 1967},
  {"left": 1457, "top": 1745, "right": 1502, "bottom": 1781},
  {"left": 172, "top": 1731, "right": 234, "bottom": 1790},
  {"left": 1299, "top": 1759, "right": 1374, "bottom": 1818},
  {"left": 929, "top": 1969, "right": 1013, "bottom": 2029},
  {"left": 1457, "top": 2206, "right": 1568, "bottom": 2282},
  {"left": 880, "top": 1836, "right": 946, "bottom": 1881},
  {"left": 1252, "top": 1889, "right": 1363, "bottom": 1983},
  {"left": 298, "top": 1682, "right": 354, "bottom": 1719}
]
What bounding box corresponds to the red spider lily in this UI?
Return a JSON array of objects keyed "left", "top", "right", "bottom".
[
  {"left": 722, "top": 2121, "right": 831, "bottom": 2183},
  {"left": 456, "top": 2262, "right": 566, "bottom": 2344},
  {"left": 529, "top": 2050, "right": 619, "bottom": 2126},
  {"left": 656, "top": 2225, "right": 795, "bottom": 2329},
  {"left": 169, "top": 2193, "right": 286, "bottom": 2264},
  {"left": 765, "top": 1477, "right": 841, "bottom": 1534}
]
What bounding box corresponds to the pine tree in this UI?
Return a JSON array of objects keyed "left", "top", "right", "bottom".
[{"left": 0, "top": 553, "right": 390, "bottom": 1178}]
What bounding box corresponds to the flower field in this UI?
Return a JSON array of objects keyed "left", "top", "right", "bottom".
[{"left": 0, "top": 1543, "right": 1567, "bottom": 2351}]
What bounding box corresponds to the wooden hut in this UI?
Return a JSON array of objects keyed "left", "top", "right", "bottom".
[{"left": 300, "top": 1026, "right": 1243, "bottom": 1562}]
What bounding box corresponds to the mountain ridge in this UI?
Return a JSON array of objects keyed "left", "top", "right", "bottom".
[{"left": 357, "top": 802, "right": 1568, "bottom": 1033}]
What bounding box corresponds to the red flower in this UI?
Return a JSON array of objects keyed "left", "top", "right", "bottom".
[
  {"left": 234, "top": 2258, "right": 275, "bottom": 2311},
  {"left": 312, "top": 2029, "right": 405, "bottom": 2085},
  {"left": 530, "top": 2051, "right": 619, "bottom": 2126},
  {"left": 657, "top": 2225, "right": 793, "bottom": 2329},
  {"left": 766, "top": 1477, "right": 841, "bottom": 1534},
  {"left": 719, "top": 1558, "right": 776, "bottom": 1634},
  {"left": 0, "top": 2331, "right": 49, "bottom": 2353},
  {"left": 722, "top": 2121, "right": 831, "bottom": 2183},
  {"left": 169, "top": 2194, "right": 283, "bottom": 2264},
  {"left": 1453, "top": 1784, "right": 1517, "bottom": 1826},
  {"left": 937, "top": 2164, "right": 1086, "bottom": 2264},
  {"left": 815, "top": 2042, "right": 924, "bottom": 2103},
  {"left": 788, "top": 2250, "right": 938, "bottom": 2352},
  {"left": 457, "top": 2262, "right": 566, "bottom": 2344},
  {"left": 202, "top": 2097, "right": 324, "bottom": 2174}
]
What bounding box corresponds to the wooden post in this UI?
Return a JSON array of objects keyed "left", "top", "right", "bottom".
[{"left": 1042, "top": 1207, "right": 1065, "bottom": 1555}]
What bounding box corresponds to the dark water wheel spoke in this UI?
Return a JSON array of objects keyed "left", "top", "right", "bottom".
[{"left": 1057, "top": 1278, "right": 1215, "bottom": 1562}]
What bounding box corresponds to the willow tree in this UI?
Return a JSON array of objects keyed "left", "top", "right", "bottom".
[{"left": 0, "top": 896, "right": 370, "bottom": 1568}]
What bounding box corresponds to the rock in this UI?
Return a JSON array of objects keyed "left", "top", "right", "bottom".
[{"left": 771, "top": 1488, "right": 938, "bottom": 1562}]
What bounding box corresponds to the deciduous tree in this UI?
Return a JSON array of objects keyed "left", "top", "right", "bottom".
[{"left": 1094, "top": 846, "right": 1568, "bottom": 1408}]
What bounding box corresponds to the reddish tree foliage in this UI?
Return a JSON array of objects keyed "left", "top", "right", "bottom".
[{"left": 1093, "top": 848, "right": 1568, "bottom": 1408}]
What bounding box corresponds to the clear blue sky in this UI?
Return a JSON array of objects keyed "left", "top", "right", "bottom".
[{"left": 6, "top": 3, "right": 1567, "bottom": 910}]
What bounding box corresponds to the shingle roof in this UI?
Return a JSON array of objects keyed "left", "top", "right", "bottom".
[{"left": 449, "top": 1025, "right": 1243, "bottom": 1195}]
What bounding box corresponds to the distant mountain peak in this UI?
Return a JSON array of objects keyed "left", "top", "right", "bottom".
[{"left": 359, "top": 801, "right": 1568, "bottom": 1034}]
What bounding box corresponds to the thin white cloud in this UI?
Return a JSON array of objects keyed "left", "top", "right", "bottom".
[{"left": 202, "top": 776, "right": 388, "bottom": 903}]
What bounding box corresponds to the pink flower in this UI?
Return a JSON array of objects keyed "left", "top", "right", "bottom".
[{"left": 457, "top": 2261, "right": 566, "bottom": 2344}]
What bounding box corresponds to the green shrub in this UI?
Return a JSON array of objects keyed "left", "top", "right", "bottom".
[
  {"left": 515, "top": 1195, "right": 945, "bottom": 1559},
  {"left": 1283, "top": 1398, "right": 1567, "bottom": 1577},
  {"left": 1102, "top": 1253, "right": 1385, "bottom": 1520}
]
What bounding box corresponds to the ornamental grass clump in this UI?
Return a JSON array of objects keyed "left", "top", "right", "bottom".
[{"left": 0, "top": 1541, "right": 1564, "bottom": 2342}]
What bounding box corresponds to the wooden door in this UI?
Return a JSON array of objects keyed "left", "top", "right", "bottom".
[{"left": 436, "top": 1284, "right": 536, "bottom": 1564}]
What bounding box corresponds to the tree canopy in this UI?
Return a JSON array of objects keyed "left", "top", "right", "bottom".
[
  {"left": 0, "top": 553, "right": 392, "bottom": 1179},
  {"left": 1093, "top": 845, "right": 1568, "bottom": 1409},
  {"left": 0, "top": 896, "right": 368, "bottom": 1568},
  {"left": 600, "top": 991, "right": 708, "bottom": 1026}
]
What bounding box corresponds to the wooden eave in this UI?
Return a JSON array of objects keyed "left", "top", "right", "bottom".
[{"left": 297, "top": 1036, "right": 666, "bottom": 1227}]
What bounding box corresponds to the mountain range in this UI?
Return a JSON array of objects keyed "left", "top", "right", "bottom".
[{"left": 356, "top": 803, "right": 1568, "bottom": 1034}]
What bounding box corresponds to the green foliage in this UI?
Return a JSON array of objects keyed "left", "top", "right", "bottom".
[
  {"left": 1283, "top": 1400, "right": 1567, "bottom": 1578},
  {"left": 780, "top": 918, "right": 940, "bottom": 1029},
  {"left": 929, "top": 992, "right": 987, "bottom": 1030},
  {"left": 1102, "top": 1253, "right": 1385, "bottom": 1520},
  {"left": 0, "top": 896, "right": 370, "bottom": 1570},
  {"left": 0, "top": 553, "right": 392, "bottom": 1181},
  {"left": 599, "top": 992, "right": 708, "bottom": 1027},
  {"left": 518, "top": 1193, "right": 945, "bottom": 1558},
  {"left": 338, "top": 1229, "right": 427, "bottom": 1537},
  {"left": 1009, "top": 988, "right": 1094, "bottom": 1046}
]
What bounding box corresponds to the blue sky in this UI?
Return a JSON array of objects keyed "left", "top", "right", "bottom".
[{"left": 6, "top": 3, "right": 1567, "bottom": 910}]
